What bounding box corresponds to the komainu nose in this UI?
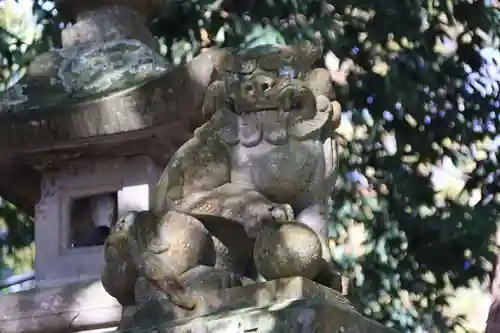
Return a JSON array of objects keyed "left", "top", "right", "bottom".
[{"left": 243, "top": 76, "right": 276, "bottom": 96}]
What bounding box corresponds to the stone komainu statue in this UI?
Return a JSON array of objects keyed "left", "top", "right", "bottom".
[{"left": 101, "top": 40, "right": 342, "bottom": 323}]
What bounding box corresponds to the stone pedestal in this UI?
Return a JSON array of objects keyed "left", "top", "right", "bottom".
[
  {"left": 131, "top": 297, "right": 391, "bottom": 333},
  {"left": 121, "top": 277, "right": 397, "bottom": 333},
  {"left": 0, "top": 277, "right": 398, "bottom": 333}
]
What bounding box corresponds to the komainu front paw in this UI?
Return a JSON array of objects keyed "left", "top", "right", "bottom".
[{"left": 269, "top": 203, "right": 294, "bottom": 222}]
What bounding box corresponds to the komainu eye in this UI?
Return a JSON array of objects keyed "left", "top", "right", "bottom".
[{"left": 278, "top": 65, "right": 296, "bottom": 79}]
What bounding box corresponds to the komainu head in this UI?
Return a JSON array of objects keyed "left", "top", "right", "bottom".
[{"left": 199, "top": 40, "right": 341, "bottom": 146}]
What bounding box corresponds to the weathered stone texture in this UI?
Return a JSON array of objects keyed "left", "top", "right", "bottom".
[
  {"left": 0, "top": 47, "right": 226, "bottom": 154},
  {"left": 118, "top": 277, "right": 396, "bottom": 333},
  {"left": 123, "top": 298, "right": 392, "bottom": 333},
  {"left": 0, "top": 278, "right": 121, "bottom": 333},
  {"left": 35, "top": 156, "right": 162, "bottom": 285},
  {"left": 0, "top": 277, "right": 396, "bottom": 333},
  {"left": 121, "top": 276, "right": 354, "bottom": 329}
]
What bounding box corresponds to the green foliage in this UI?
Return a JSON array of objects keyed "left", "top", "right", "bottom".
[
  {"left": 0, "top": 199, "right": 34, "bottom": 286},
  {"left": 0, "top": 0, "right": 62, "bottom": 89},
  {"left": 0, "top": 0, "right": 499, "bottom": 331}
]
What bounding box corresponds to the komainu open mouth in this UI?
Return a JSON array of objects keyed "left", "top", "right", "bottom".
[
  {"left": 230, "top": 100, "right": 304, "bottom": 115},
  {"left": 240, "top": 107, "right": 286, "bottom": 113}
]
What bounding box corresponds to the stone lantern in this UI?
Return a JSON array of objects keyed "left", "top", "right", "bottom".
[
  {"left": 0, "top": 2, "right": 401, "bottom": 333},
  {"left": 0, "top": 0, "right": 224, "bottom": 331}
]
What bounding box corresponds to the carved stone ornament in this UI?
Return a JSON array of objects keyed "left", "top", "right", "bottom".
[
  {"left": 0, "top": 39, "right": 170, "bottom": 113},
  {"left": 101, "top": 40, "right": 344, "bottom": 329}
]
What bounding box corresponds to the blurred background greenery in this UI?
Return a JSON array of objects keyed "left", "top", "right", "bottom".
[{"left": 1, "top": 0, "right": 500, "bottom": 332}]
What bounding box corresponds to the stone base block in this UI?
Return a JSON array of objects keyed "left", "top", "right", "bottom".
[
  {"left": 120, "top": 277, "right": 398, "bottom": 333},
  {"left": 0, "top": 277, "right": 397, "bottom": 333},
  {"left": 131, "top": 298, "right": 396, "bottom": 333}
]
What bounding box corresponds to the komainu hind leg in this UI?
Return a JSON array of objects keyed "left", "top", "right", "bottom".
[{"left": 129, "top": 210, "right": 218, "bottom": 310}]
